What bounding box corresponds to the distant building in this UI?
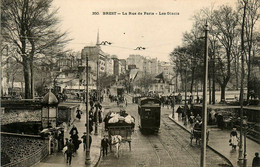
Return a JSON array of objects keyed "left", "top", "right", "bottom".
[
  {"left": 149, "top": 73, "right": 170, "bottom": 95},
  {"left": 126, "top": 55, "right": 146, "bottom": 71},
  {"left": 112, "top": 57, "right": 120, "bottom": 76},
  {"left": 158, "top": 61, "right": 174, "bottom": 81},
  {"left": 119, "top": 59, "right": 126, "bottom": 74},
  {"left": 105, "top": 55, "right": 114, "bottom": 75}
]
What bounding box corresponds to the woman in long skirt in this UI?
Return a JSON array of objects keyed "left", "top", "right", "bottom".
[{"left": 230, "top": 128, "right": 238, "bottom": 149}]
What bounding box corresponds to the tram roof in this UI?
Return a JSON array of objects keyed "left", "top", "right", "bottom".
[{"left": 138, "top": 97, "right": 161, "bottom": 105}]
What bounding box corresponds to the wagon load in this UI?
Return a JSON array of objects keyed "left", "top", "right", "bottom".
[
  {"left": 104, "top": 110, "right": 135, "bottom": 151},
  {"left": 104, "top": 110, "right": 135, "bottom": 130}
]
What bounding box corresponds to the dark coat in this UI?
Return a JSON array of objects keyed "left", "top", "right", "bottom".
[
  {"left": 69, "top": 127, "right": 78, "bottom": 136},
  {"left": 101, "top": 138, "right": 109, "bottom": 148},
  {"left": 66, "top": 142, "right": 74, "bottom": 154},
  {"left": 252, "top": 156, "right": 260, "bottom": 167}
]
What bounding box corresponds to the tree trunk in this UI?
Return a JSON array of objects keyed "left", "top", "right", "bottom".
[
  {"left": 212, "top": 55, "right": 216, "bottom": 104},
  {"left": 23, "top": 59, "right": 32, "bottom": 99},
  {"left": 220, "top": 84, "right": 226, "bottom": 102},
  {"left": 180, "top": 72, "right": 185, "bottom": 91},
  {"left": 175, "top": 72, "right": 178, "bottom": 93},
  {"left": 209, "top": 77, "right": 212, "bottom": 104},
  {"left": 247, "top": 51, "right": 251, "bottom": 101},
  {"left": 235, "top": 54, "right": 239, "bottom": 90},
  {"left": 30, "top": 59, "right": 34, "bottom": 98},
  {"left": 190, "top": 67, "right": 195, "bottom": 94}
]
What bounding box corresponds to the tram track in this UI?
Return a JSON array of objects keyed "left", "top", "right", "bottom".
[
  {"left": 99, "top": 102, "right": 230, "bottom": 167},
  {"left": 160, "top": 115, "right": 200, "bottom": 166},
  {"left": 145, "top": 133, "right": 174, "bottom": 167}
]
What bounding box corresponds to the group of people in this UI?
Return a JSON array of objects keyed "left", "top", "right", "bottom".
[
  {"left": 63, "top": 125, "right": 92, "bottom": 165},
  {"left": 176, "top": 105, "right": 202, "bottom": 125}
]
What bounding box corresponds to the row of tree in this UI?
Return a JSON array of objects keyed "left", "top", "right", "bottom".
[
  {"left": 170, "top": 0, "right": 260, "bottom": 103},
  {"left": 1, "top": 0, "right": 70, "bottom": 99}
]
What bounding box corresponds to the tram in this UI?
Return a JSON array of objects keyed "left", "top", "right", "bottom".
[{"left": 138, "top": 97, "right": 161, "bottom": 133}]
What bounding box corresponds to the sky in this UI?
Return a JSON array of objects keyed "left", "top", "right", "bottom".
[{"left": 52, "top": 0, "right": 237, "bottom": 62}]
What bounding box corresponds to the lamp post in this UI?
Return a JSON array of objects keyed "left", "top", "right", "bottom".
[
  {"left": 242, "top": 116, "right": 247, "bottom": 167},
  {"left": 200, "top": 22, "right": 209, "bottom": 167},
  {"left": 94, "top": 57, "right": 99, "bottom": 135},
  {"left": 85, "top": 54, "right": 91, "bottom": 162},
  {"left": 184, "top": 62, "right": 188, "bottom": 126}
]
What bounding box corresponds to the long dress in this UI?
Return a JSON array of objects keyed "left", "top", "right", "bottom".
[{"left": 230, "top": 130, "right": 238, "bottom": 148}]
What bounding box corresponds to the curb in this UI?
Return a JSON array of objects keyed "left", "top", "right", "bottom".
[
  {"left": 94, "top": 149, "right": 102, "bottom": 167},
  {"left": 168, "top": 115, "right": 234, "bottom": 167}
]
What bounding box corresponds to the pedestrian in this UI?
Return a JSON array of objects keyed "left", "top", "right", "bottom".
[
  {"left": 229, "top": 128, "right": 238, "bottom": 150},
  {"left": 101, "top": 135, "right": 109, "bottom": 157},
  {"left": 66, "top": 139, "right": 74, "bottom": 165},
  {"left": 69, "top": 125, "right": 78, "bottom": 136},
  {"left": 252, "top": 152, "right": 260, "bottom": 167},
  {"left": 57, "top": 129, "right": 64, "bottom": 151},
  {"left": 65, "top": 138, "right": 69, "bottom": 146},
  {"left": 70, "top": 125, "right": 80, "bottom": 152},
  {"left": 76, "top": 108, "right": 82, "bottom": 120},
  {"left": 81, "top": 132, "right": 87, "bottom": 151},
  {"left": 195, "top": 114, "right": 202, "bottom": 122},
  {"left": 81, "top": 132, "right": 92, "bottom": 151},
  {"left": 177, "top": 106, "right": 182, "bottom": 118}
]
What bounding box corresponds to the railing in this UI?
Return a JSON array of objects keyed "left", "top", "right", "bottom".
[
  {"left": 1, "top": 133, "right": 48, "bottom": 167},
  {"left": 2, "top": 144, "right": 48, "bottom": 167}
]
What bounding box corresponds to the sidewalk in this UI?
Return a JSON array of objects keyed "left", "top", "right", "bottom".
[
  {"left": 168, "top": 105, "right": 260, "bottom": 167},
  {"left": 35, "top": 102, "right": 102, "bottom": 167}
]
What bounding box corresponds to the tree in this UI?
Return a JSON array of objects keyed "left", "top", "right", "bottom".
[
  {"left": 135, "top": 72, "right": 154, "bottom": 93},
  {"left": 238, "top": 0, "right": 260, "bottom": 101},
  {"left": 211, "top": 5, "right": 239, "bottom": 102},
  {"left": 2, "top": 0, "right": 69, "bottom": 99}
]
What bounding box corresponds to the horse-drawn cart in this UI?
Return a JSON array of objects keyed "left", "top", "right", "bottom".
[
  {"left": 104, "top": 110, "right": 135, "bottom": 156},
  {"left": 108, "top": 125, "right": 133, "bottom": 151}
]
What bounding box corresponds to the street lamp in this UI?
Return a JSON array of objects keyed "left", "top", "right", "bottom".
[
  {"left": 85, "top": 53, "right": 91, "bottom": 162},
  {"left": 134, "top": 46, "right": 146, "bottom": 50},
  {"left": 94, "top": 56, "right": 99, "bottom": 135},
  {"left": 242, "top": 116, "right": 248, "bottom": 167},
  {"left": 200, "top": 22, "right": 209, "bottom": 167},
  {"left": 184, "top": 60, "right": 188, "bottom": 126}
]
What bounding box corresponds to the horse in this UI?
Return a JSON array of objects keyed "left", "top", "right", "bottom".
[{"left": 110, "top": 135, "right": 122, "bottom": 158}]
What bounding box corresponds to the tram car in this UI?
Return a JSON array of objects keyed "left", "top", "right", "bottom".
[{"left": 138, "top": 97, "right": 161, "bottom": 133}]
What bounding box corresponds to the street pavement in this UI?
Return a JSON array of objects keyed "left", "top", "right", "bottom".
[
  {"left": 35, "top": 102, "right": 104, "bottom": 167},
  {"left": 35, "top": 96, "right": 259, "bottom": 167},
  {"left": 98, "top": 96, "right": 230, "bottom": 167},
  {"left": 168, "top": 104, "right": 260, "bottom": 167}
]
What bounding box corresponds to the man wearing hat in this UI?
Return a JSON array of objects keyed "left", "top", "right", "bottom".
[
  {"left": 252, "top": 152, "right": 260, "bottom": 167},
  {"left": 101, "top": 135, "right": 109, "bottom": 157},
  {"left": 81, "top": 132, "right": 92, "bottom": 151}
]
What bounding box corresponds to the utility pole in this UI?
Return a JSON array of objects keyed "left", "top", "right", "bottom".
[
  {"left": 239, "top": 0, "right": 247, "bottom": 164},
  {"left": 94, "top": 57, "right": 99, "bottom": 135},
  {"left": 200, "top": 22, "right": 209, "bottom": 167},
  {"left": 85, "top": 55, "right": 90, "bottom": 162},
  {"left": 184, "top": 62, "right": 187, "bottom": 126},
  {"left": 212, "top": 40, "right": 216, "bottom": 104}
]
